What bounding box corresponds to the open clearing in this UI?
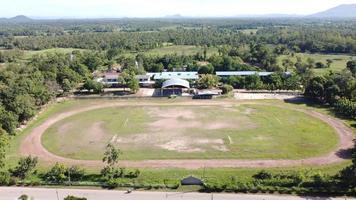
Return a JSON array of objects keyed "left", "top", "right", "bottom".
[
  {"left": 278, "top": 53, "right": 355, "bottom": 74},
  {"left": 18, "top": 99, "right": 354, "bottom": 169}
]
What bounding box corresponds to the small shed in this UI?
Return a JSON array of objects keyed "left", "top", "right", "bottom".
[{"left": 181, "top": 176, "right": 203, "bottom": 186}]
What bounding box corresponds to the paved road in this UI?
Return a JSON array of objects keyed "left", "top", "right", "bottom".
[{"left": 0, "top": 187, "right": 354, "bottom": 200}]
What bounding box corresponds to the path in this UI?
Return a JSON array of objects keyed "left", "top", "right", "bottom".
[
  {"left": 20, "top": 100, "right": 355, "bottom": 169},
  {"left": 1, "top": 187, "right": 354, "bottom": 200}
]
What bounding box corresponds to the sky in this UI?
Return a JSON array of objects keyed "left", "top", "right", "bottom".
[{"left": 1, "top": 0, "right": 356, "bottom": 18}]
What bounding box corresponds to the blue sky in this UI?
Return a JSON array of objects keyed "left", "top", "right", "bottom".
[{"left": 1, "top": 0, "right": 356, "bottom": 18}]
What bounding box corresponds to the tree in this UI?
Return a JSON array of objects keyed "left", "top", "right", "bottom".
[
  {"left": 103, "top": 144, "right": 121, "bottom": 167},
  {"left": 198, "top": 64, "right": 214, "bottom": 74},
  {"left": 282, "top": 58, "right": 294, "bottom": 72},
  {"left": 9, "top": 94, "right": 37, "bottom": 122},
  {"left": 0, "top": 106, "right": 19, "bottom": 134},
  {"left": 347, "top": 60, "right": 356, "bottom": 76},
  {"left": 0, "top": 131, "right": 9, "bottom": 169},
  {"left": 66, "top": 166, "right": 85, "bottom": 182},
  {"left": 304, "top": 76, "right": 327, "bottom": 101},
  {"left": 106, "top": 48, "right": 121, "bottom": 60},
  {"left": 127, "top": 77, "right": 140, "bottom": 94},
  {"left": 338, "top": 139, "right": 356, "bottom": 188},
  {"left": 83, "top": 80, "right": 103, "bottom": 94},
  {"left": 10, "top": 156, "right": 38, "bottom": 179},
  {"left": 101, "top": 144, "right": 122, "bottom": 179},
  {"left": 197, "top": 74, "right": 219, "bottom": 89},
  {"left": 245, "top": 74, "right": 263, "bottom": 90}
]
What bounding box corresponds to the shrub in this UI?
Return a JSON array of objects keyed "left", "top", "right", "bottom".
[
  {"left": 66, "top": 166, "right": 85, "bottom": 181},
  {"left": 18, "top": 194, "right": 29, "bottom": 200},
  {"left": 125, "top": 169, "right": 140, "bottom": 178},
  {"left": 44, "top": 163, "right": 68, "bottom": 183},
  {"left": 64, "top": 195, "right": 87, "bottom": 200},
  {"left": 0, "top": 171, "right": 10, "bottom": 185},
  {"left": 221, "top": 84, "right": 233, "bottom": 95},
  {"left": 334, "top": 98, "right": 356, "bottom": 119},
  {"left": 253, "top": 170, "right": 272, "bottom": 180},
  {"left": 10, "top": 156, "right": 38, "bottom": 179}
]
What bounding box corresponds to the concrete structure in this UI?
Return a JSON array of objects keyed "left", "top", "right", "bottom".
[
  {"left": 158, "top": 78, "right": 191, "bottom": 96},
  {"left": 181, "top": 176, "right": 203, "bottom": 185},
  {"left": 162, "top": 78, "right": 190, "bottom": 89}
]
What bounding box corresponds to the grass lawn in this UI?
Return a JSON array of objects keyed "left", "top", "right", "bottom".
[
  {"left": 41, "top": 100, "right": 338, "bottom": 161},
  {"left": 278, "top": 53, "right": 355, "bottom": 74}
]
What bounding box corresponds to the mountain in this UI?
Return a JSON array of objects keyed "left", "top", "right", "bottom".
[
  {"left": 164, "top": 14, "right": 185, "bottom": 19},
  {"left": 0, "top": 15, "right": 33, "bottom": 22},
  {"left": 309, "top": 4, "right": 356, "bottom": 18},
  {"left": 235, "top": 14, "right": 302, "bottom": 18}
]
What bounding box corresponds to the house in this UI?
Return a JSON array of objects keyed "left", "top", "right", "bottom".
[
  {"left": 181, "top": 176, "right": 203, "bottom": 186},
  {"left": 103, "top": 72, "right": 120, "bottom": 87},
  {"left": 135, "top": 75, "right": 155, "bottom": 87}
]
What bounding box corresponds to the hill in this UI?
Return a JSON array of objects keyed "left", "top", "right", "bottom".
[
  {"left": 309, "top": 4, "right": 356, "bottom": 18},
  {"left": 0, "top": 15, "right": 33, "bottom": 22}
]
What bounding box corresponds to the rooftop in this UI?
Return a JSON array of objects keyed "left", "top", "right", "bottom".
[{"left": 149, "top": 72, "right": 199, "bottom": 80}]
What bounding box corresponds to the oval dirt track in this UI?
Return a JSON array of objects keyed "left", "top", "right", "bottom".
[{"left": 20, "top": 100, "right": 355, "bottom": 169}]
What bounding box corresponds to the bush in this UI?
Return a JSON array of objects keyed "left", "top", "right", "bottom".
[
  {"left": 253, "top": 170, "right": 273, "bottom": 180},
  {"left": 125, "top": 169, "right": 140, "bottom": 178},
  {"left": 44, "top": 163, "right": 68, "bottom": 183},
  {"left": 221, "top": 84, "right": 233, "bottom": 95},
  {"left": 334, "top": 98, "right": 356, "bottom": 119},
  {"left": 18, "top": 194, "right": 29, "bottom": 200},
  {"left": 10, "top": 156, "right": 38, "bottom": 179},
  {"left": 64, "top": 195, "right": 87, "bottom": 200},
  {"left": 0, "top": 171, "right": 10, "bottom": 185},
  {"left": 82, "top": 80, "right": 103, "bottom": 94},
  {"left": 66, "top": 166, "right": 85, "bottom": 181}
]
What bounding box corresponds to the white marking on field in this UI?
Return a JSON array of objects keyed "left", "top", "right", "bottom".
[
  {"left": 275, "top": 117, "right": 282, "bottom": 125},
  {"left": 110, "top": 135, "right": 117, "bottom": 143},
  {"left": 123, "top": 118, "right": 129, "bottom": 127},
  {"left": 228, "top": 136, "right": 233, "bottom": 144}
]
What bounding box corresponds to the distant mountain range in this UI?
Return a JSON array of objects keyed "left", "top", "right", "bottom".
[
  {"left": 1, "top": 4, "right": 356, "bottom": 21},
  {"left": 308, "top": 4, "right": 356, "bottom": 18},
  {"left": 0, "top": 15, "right": 33, "bottom": 22}
]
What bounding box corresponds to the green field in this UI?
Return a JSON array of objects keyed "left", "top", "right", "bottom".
[
  {"left": 23, "top": 48, "right": 86, "bottom": 59},
  {"left": 41, "top": 101, "right": 338, "bottom": 161},
  {"left": 278, "top": 53, "right": 355, "bottom": 74}
]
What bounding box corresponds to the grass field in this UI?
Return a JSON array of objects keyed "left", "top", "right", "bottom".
[
  {"left": 23, "top": 48, "right": 86, "bottom": 59},
  {"left": 278, "top": 53, "right": 355, "bottom": 74},
  {"left": 41, "top": 101, "right": 338, "bottom": 161}
]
